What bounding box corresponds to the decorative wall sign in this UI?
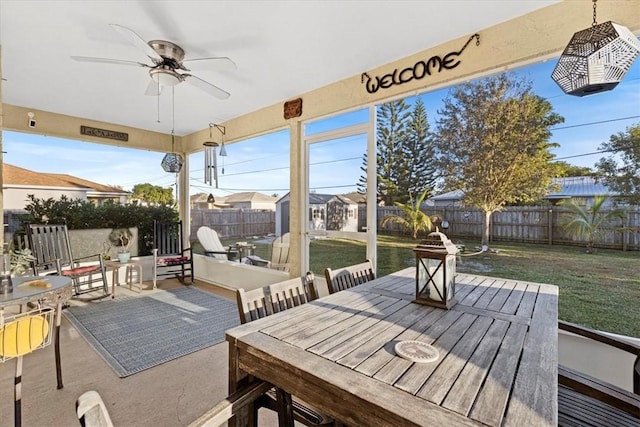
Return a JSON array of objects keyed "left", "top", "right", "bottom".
[
  {"left": 80, "top": 125, "right": 128, "bottom": 142},
  {"left": 361, "top": 33, "right": 480, "bottom": 94},
  {"left": 284, "top": 98, "right": 303, "bottom": 119}
]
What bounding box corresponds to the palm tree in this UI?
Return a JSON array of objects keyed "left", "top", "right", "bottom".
[
  {"left": 380, "top": 189, "right": 433, "bottom": 239},
  {"left": 560, "top": 196, "right": 625, "bottom": 253}
]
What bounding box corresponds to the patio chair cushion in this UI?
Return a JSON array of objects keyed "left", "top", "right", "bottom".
[
  {"left": 157, "top": 256, "right": 189, "bottom": 265},
  {"left": 61, "top": 265, "right": 102, "bottom": 276}
]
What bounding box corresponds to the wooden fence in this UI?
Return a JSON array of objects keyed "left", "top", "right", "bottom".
[
  {"left": 190, "top": 209, "right": 275, "bottom": 240},
  {"left": 372, "top": 205, "right": 640, "bottom": 251}
]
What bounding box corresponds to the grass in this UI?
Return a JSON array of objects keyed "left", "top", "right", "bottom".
[{"left": 198, "top": 235, "right": 640, "bottom": 338}]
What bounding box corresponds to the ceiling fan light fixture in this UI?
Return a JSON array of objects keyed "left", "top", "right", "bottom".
[{"left": 150, "top": 68, "right": 182, "bottom": 87}]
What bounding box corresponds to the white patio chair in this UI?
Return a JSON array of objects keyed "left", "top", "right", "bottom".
[
  {"left": 246, "top": 233, "right": 291, "bottom": 272},
  {"left": 196, "top": 226, "right": 239, "bottom": 261}
]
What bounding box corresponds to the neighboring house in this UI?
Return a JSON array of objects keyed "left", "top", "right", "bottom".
[
  {"left": 191, "top": 191, "right": 277, "bottom": 210},
  {"left": 276, "top": 192, "right": 358, "bottom": 235},
  {"left": 425, "top": 177, "right": 619, "bottom": 208},
  {"left": 220, "top": 192, "right": 277, "bottom": 210},
  {"left": 2, "top": 163, "right": 130, "bottom": 210},
  {"left": 545, "top": 176, "right": 618, "bottom": 205}
]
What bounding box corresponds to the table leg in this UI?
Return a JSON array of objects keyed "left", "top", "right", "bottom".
[
  {"left": 55, "top": 302, "right": 63, "bottom": 389},
  {"left": 111, "top": 266, "right": 120, "bottom": 299},
  {"left": 276, "top": 388, "right": 294, "bottom": 427}
]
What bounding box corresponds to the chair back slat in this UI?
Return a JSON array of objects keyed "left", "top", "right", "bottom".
[
  {"left": 237, "top": 287, "right": 272, "bottom": 324},
  {"left": 269, "top": 278, "right": 309, "bottom": 314},
  {"left": 324, "top": 259, "right": 375, "bottom": 294},
  {"left": 26, "top": 224, "right": 74, "bottom": 273},
  {"left": 236, "top": 274, "right": 316, "bottom": 324},
  {"left": 154, "top": 221, "right": 184, "bottom": 256}
]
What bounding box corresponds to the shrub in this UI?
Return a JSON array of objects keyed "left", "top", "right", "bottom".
[{"left": 18, "top": 195, "right": 178, "bottom": 256}]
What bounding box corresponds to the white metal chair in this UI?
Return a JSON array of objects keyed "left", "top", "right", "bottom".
[{"left": 1, "top": 306, "right": 55, "bottom": 427}]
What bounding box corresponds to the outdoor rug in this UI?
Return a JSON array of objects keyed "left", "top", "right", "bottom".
[{"left": 64, "top": 287, "right": 240, "bottom": 377}]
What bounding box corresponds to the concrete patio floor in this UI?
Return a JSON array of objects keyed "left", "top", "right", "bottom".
[{"left": 0, "top": 279, "right": 280, "bottom": 427}]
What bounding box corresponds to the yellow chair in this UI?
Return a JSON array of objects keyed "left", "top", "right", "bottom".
[{"left": 0, "top": 306, "right": 55, "bottom": 427}]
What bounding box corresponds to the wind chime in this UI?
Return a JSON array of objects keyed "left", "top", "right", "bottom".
[{"left": 203, "top": 123, "right": 227, "bottom": 188}]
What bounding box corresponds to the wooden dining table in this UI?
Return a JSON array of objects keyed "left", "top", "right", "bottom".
[{"left": 225, "top": 267, "right": 558, "bottom": 426}]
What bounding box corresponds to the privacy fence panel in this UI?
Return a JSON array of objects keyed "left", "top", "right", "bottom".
[
  {"left": 190, "top": 209, "right": 275, "bottom": 240},
  {"left": 373, "top": 205, "right": 640, "bottom": 251}
]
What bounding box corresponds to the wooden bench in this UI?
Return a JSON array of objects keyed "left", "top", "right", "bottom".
[{"left": 558, "top": 321, "right": 640, "bottom": 426}]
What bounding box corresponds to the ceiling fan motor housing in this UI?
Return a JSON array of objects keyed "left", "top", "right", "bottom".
[{"left": 148, "top": 40, "right": 185, "bottom": 63}]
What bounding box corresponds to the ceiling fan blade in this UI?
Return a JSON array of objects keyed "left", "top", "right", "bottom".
[
  {"left": 182, "top": 57, "right": 237, "bottom": 72},
  {"left": 144, "top": 79, "right": 162, "bottom": 96},
  {"left": 183, "top": 74, "right": 230, "bottom": 100},
  {"left": 109, "top": 23, "right": 163, "bottom": 62},
  {"left": 71, "top": 56, "right": 149, "bottom": 67}
]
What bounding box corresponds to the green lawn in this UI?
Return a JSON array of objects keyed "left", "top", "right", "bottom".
[{"left": 200, "top": 235, "right": 640, "bottom": 338}]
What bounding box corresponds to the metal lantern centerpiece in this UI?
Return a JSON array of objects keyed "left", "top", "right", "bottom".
[
  {"left": 413, "top": 231, "right": 458, "bottom": 309},
  {"left": 551, "top": 0, "right": 640, "bottom": 97}
]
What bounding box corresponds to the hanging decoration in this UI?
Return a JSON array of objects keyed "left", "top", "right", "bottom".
[
  {"left": 203, "top": 123, "right": 227, "bottom": 187},
  {"left": 161, "top": 87, "right": 184, "bottom": 173},
  {"left": 551, "top": 0, "right": 640, "bottom": 97}
]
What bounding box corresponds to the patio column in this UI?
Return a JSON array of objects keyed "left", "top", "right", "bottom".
[{"left": 289, "top": 121, "right": 303, "bottom": 277}]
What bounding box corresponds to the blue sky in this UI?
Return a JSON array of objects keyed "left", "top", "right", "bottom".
[{"left": 3, "top": 56, "right": 639, "bottom": 198}]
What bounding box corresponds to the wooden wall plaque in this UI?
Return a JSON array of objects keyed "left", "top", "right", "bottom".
[
  {"left": 284, "top": 98, "right": 302, "bottom": 119},
  {"left": 80, "top": 125, "right": 128, "bottom": 141}
]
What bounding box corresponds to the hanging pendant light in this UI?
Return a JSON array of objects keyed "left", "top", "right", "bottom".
[
  {"left": 161, "top": 87, "right": 184, "bottom": 173},
  {"left": 203, "top": 123, "right": 227, "bottom": 188},
  {"left": 161, "top": 131, "right": 184, "bottom": 173},
  {"left": 551, "top": 0, "right": 640, "bottom": 97}
]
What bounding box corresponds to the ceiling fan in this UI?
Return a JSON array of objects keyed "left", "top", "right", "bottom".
[{"left": 71, "top": 24, "right": 235, "bottom": 99}]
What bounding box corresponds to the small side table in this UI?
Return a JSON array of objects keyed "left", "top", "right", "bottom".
[
  {"left": 232, "top": 242, "right": 256, "bottom": 260},
  {"left": 105, "top": 260, "right": 144, "bottom": 298}
]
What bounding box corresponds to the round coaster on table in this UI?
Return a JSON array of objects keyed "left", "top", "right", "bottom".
[{"left": 394, "top": 340, "right": 439, "bottom": 363}]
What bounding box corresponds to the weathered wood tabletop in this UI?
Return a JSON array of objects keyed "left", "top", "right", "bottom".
[{"left": 226, "top": 268, "right": 558, "bottom": 426}]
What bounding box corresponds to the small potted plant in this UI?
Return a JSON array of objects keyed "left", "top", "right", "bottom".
[{"left": 108, "top": 228, "right": 133, "bottom": 263}]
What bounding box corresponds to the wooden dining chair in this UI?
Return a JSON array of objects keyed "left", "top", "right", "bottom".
[
  {"left": 1, "top": 306, "right": 55, "bottom": 427},
  {"left": 25, "top": 223, "right": 110, "bottom": 300},
  {"left": 234, "top": 280, "right": 334, "bottom": 426},
  {"left": 324, "top": 259, "right": 375, "bottom": 294},
  {"left": 558, "top": 321, "right": 640, "bottom": 426},
  {"left": 236, "top": 286, "right": 273, "bottom": 324}
]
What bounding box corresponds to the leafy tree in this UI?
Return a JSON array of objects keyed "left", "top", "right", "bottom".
[
  {"left": 434, "top": 73, "right": 564, "bottom": 249},
  {"left": 550, "top": 161, "right": 594, "bottom": 177},
  {"left": 380, "top": 189, "right": 433, "bottom": 239},
  {"left": 595, "top": 123, "right": 640, "bottom": 204},
  {"left": 131, "top": 183, "right": 174, "bottom": 205},
  {"left": 560, "top": 196, "right": 625, "bottom": 253}
]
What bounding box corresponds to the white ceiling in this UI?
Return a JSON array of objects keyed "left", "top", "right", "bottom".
[{"left": 1, "top": 1, "right": 559, "bottom": 137}]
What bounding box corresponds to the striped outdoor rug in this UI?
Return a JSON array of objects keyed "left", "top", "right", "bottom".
[{"left": 64, "top": 287, "right": 239, "bottom": 377}]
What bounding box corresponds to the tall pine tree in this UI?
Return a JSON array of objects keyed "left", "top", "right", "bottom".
[{"left": 358, "top": 99, "right": 438, "bottom": 205}]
